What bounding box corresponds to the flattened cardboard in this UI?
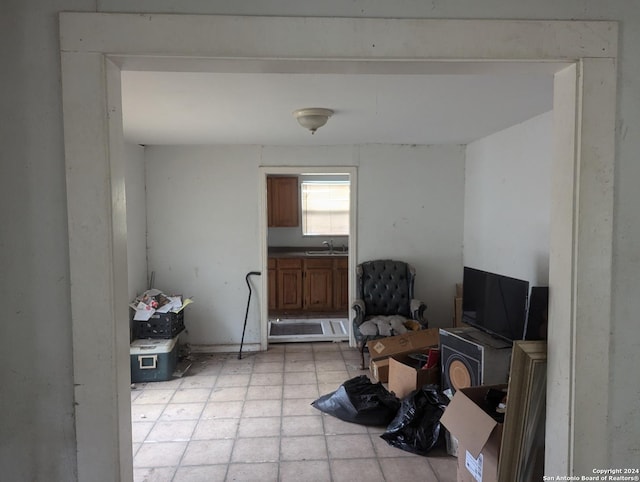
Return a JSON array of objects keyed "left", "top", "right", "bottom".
[
  {"left": 369, "top": 357, "right": 390, "bottom": 383},
  {"left": 366, "top": 328, "right": 440, "bottom": 361},
  {"left": 454, "top": 299, "right": 463, "bottom": 326},
  {"left": 452, "top": 283, "right": 463, "bottom": 327},
  {"left": 388, "top": 351, "right": 440, "bottom": 399}
]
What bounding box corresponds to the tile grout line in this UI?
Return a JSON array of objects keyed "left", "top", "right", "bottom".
[
  {"left": 276, "top": 348, "right": 286, "bottom": 481},
  {"left": 313, "top": 343, "right": 335, "bottom": 482},
  {"left": 169, "top": 356, "right": 218, "bottom": 482},
  {"left": 137, "top": 379, "right": 182, "bottom": 479},
  {"left": 132, "top": 342, "right": 456, "bottom": 481},
  {"left": 224, "top": 353, "right": 254, "bottom": 480},
  {"left": 349, "top": 343, "right": 387, "bottom": 481}
]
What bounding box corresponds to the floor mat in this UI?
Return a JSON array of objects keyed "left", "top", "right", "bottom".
[{"left": 270, "top": 322, "right": 324, "bottom": 336}]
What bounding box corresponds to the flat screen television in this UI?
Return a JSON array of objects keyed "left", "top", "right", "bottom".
[{"left": 462, "top": 266, "right": 530, "bottom": 342}]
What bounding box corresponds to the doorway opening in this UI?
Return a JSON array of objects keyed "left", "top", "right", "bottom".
[
  {"left": 60, "top": 14, "right": 616, "bottom": 480},
  {"left": 260, "top": 167, "right": 357, "bottom": 346}
]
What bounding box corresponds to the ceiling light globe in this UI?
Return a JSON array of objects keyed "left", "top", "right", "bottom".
[{"left": 293, "top": 108, "right": 334, "bottom": 134}]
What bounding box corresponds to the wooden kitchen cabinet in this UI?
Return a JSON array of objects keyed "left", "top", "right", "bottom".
[
  {"left": 333, "top": 257, "right": 349, "bottom": 311},
  {"left": 267, "top": 176, "right": 299, "bottom": 227},
  {"left": 270, "top": 256, "right": 349, "bottom": 314},
  {"left": 303, "top": 258, "right": 334, "bottom": 311},
  {"left": 276, "top": 258, "right": 303, "bottom": 310}
]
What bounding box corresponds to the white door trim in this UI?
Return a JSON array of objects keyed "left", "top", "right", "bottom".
[
  {"left": 259, "top": 165, "right": 358, "bottom": 349},
  {"left": 59, "top": 14, "right": 617, "bottom": 480}
]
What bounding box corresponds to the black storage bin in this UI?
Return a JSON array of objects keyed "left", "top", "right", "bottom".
[{"left": 134, "top": 310, "right": 185, "bottom": 339}]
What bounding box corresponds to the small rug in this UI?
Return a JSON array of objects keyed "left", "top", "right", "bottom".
[{"left": 270, "top": 322, "right": 323, "bottom": 336}]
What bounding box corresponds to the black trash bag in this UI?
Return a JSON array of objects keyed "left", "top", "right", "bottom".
[
  {"left": 380, "top": 384, "right": 450, "bottom": 455},
  {"left": 311, "top": 375, "right": 400, "bottom": 426}
]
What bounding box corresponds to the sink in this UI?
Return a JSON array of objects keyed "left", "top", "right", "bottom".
[{"left": 305, "top": 250, "right": 347, "bottom": 256}]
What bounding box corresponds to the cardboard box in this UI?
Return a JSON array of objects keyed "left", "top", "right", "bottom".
[
  {"left": 369, "top": 357, "right": 390, "bottom": 382},
  {"left": 366, "top": 328, "right": 440, "bottom": 361},
  {"left": 388, "top": 350, "right": 440, "bottom": 399},
  {"left": 440, "top": 385, "right": 508, "bottom": 482}
]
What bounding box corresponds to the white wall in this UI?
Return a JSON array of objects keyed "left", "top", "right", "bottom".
[
  {"left": 145, "top": 145, "right": 263, "bottom": 346},
  {"left": 4, "top": 2, "right": 640, "bottom": 479},
  {"left": 358, "top": 144, "right": 466, "bottom": 327},
  {"left": 464, "top": 111, "right": 553, "bottom": 285},
  {"left": 268, "top": 226, "right": 349, "bottom": 249},
  {"left": 124, "top": 143, "right": 148, "bottom": 301},
  {"left": 144, "top": 143, "right": 465, "bottom": 346}
]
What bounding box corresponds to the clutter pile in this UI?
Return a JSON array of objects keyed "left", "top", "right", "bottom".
[
  {"left": 312, "top": 373, "right": 450, "bottom": 456},
  {"left": 131, "top": 288, "right": 193, "bottom": 322},
  {"left": 311, "top": 328, "right": 545, "bottom": 481},
  {"left": 129, "top": 289, "right": 193, "bottom": 383},
  {"left": 312, "top": 329, "right": 449, "bottom": 456}
]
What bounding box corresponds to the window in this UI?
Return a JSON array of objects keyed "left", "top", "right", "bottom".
[{"left": 301, "top": 180, "right": 350, "bottom": 236}]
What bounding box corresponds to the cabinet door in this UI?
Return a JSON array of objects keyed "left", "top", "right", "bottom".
[
  {"left": 269, "top": 176, "right": 299, "bottom": 227},
  {"left": 333, "top": 258, "right": 349, "bottom": 311},
  {"left": 304, "top": 259, "right": 334, "bottom": 311},
  {"left": 277, "top": 258, "right": 303, "bottom": 310},
  {"left": 268, "top": 258, "right": 277, "bottom": 311}
]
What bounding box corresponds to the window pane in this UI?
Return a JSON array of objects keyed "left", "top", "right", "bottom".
[{"left": 301, "top": 181, "right": 350, "bottom": 236}]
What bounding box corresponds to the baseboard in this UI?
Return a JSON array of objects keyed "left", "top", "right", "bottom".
[{"left": 189, "top": 343, "right": 261, "bottom": 354}]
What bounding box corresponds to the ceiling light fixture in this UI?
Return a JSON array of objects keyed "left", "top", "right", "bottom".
[{"left": 292, "top": 108, "right": 334, "bottom": 135}]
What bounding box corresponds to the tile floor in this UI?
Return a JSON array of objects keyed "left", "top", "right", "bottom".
[{"left": 131, "top": 341, "right": 457, "bottom": 482}]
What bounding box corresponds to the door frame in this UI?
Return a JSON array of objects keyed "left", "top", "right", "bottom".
[
  {"left": 59, "top": 14, "right": 617, "bottom": 479},
  {"left": 259, "top": 166, "right": 358, "bottom": 348}
]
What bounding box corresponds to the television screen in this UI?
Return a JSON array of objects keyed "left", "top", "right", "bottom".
[{"left": 462, "top": 267, "right": 530, "bottom": 342}]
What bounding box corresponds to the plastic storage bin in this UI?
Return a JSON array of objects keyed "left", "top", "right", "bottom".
[
  {"left": 133, "top": 310, "right": 185, "bottom": 339},
  {"left": 130, "top": 336, "right": 178, "bottom": 383}
]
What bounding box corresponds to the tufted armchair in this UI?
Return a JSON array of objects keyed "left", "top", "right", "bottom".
[{"left": 352, "top": 259, "right": 428, "bottom": 369}]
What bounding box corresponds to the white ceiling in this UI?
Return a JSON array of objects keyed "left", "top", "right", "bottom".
[{"left": 120, "top": 62, "right": 556, "bottom": 146}]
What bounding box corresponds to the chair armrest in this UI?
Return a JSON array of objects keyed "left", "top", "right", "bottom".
[
  {"left": 410, "top": 299, "right": 428, "bottom": 327},
  {"left": 352, "top": 299, "right": 366, "bottom": 324},
  {"left": 351, "top": 299, "right": 366, "bottom": 342}
]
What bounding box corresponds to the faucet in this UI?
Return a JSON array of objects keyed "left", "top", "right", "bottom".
[{"left": 322, "top": 239, "right": 334, "bottom": 254}]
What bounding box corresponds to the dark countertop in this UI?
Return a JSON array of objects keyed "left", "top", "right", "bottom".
[{"left": 268, "top": 246, "right": 348, "bottom": 258}]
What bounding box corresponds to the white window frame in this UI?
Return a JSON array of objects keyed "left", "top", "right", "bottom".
[{"left": 301, "top": 179, "right": 350, "bottom": 236}]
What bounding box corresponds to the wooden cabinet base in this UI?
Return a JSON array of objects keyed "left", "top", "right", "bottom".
[{"left": 269, "top": 256, "right": 348, "bottom": 314}]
